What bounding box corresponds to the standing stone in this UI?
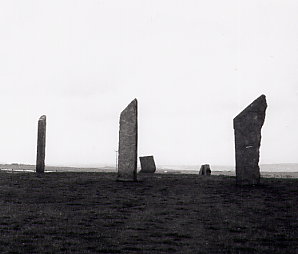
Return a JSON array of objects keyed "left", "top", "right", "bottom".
[
  {"left": 233, "top": 95, "right": 267, "bottom": 185},
  {"left": 117, "top": 99, "right": 138, "bottom": 181},
  {"left": 36, "top": 115, "right": 46, "bottom": 173},
  {"left": 139, "top": 156, "right": 156, "bottom": 173},
  {"left": 199, "top": 164, "right": 211, "bottom": 175}
]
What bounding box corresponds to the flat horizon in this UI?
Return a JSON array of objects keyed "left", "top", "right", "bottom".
[{"left": 1, "top": 162, "right": 298, "bottom": 172}]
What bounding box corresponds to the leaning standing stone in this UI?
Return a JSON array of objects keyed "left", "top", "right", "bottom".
[
  {"left": 117, "top": 99, "right": 138, "bottom": 181},
  {"left": 199, "top": 164, "right": 211, "bottom": 175},
  {"left": 36, "top": 115, "right": 46, "bottom": 173},
  {"left": 233, "top": 95, "right": 267, "bottom": 185},
  {"left": 139, "top": 156, "right": 156, "bottom": 173}
]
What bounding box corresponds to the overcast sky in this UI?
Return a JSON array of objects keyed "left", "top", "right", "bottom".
[{"left": 0, "top": 1, "right": 297, "bottom": 167}]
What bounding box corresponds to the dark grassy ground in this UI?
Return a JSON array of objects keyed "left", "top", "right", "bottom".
[{"left": 0, "top": 172, "right": 297, "bottom": 254}]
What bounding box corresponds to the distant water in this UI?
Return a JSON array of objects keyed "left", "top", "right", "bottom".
[
  {"left": 0, "top": 168, "right": 55, "bottom": 173},
  {"left": 159, "top": 164, "right": 298, "bottom": 173},
  {"left": 1, "top": 163, "right": 298, "bottom": 178}
]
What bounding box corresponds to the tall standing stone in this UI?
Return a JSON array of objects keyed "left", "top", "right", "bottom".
[
  {"left": 233, "top": 95, "right": 267, "bottom": 185},
  {"left": 117, "top": 99, "right": 138, "bottom": 181},
  {"left": 139, "top": 156, "right": 156, "bottom": 173},
  {"left": 36, "top": 115, "right": 46, "bottom": 173}
]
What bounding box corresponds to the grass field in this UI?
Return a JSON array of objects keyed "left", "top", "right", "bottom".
[{"left": 0, "top": 172, "right": 297, "bottom": 253}]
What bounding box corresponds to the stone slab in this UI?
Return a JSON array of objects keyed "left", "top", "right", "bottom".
[
  {"left": 233, "top": 95, "right": 267, "bottom": 185},
  {"left": 36, "top": 115, "right": 46, "bottom": 173},
  {"left": 139, "top": 156, "right": 156, "bottom": 173},
  {"left": 117, "top": 99, "right": 138, "bottom": 181},
  {"left": 199, "top": 164, "right": 211, "bottom": 175}
]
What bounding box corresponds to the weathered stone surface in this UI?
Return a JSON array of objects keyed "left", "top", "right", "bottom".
[
  {"left": 199, "top": 164, "right": 211, "bottom": 175},
  {"left": 139, "top": 156, "right": 156, "bottom": 173},
  {"left": 233, "top": 95, "right": 267, "bottom": 185},
  {"left": 117, "top": 99, "right": 138, "bottom": 181},
  {"left": 36, "top": 115, "right": 46, "bottom": 173}
]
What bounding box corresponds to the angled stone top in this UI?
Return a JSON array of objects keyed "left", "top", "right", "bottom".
[
  {"left": 119, "top": 99, "right": 137, "bottom": 125},
  {"left": 233, "top": 94, "right": 267, "bottom": 132}
]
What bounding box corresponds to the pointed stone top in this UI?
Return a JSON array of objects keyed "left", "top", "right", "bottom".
[
  {"left": 121, "top": 99, "right": 138, "bottom": 116},
  {"left": 39, "top": 115, "right": 46, "bottom": 121},
  {"left": 126, "top": 98, "right": 137, "bottom": 108},
  {"left": 234, "top": 95, "right": 267, "bottom": 121}
]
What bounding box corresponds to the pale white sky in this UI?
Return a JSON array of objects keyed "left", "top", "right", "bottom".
[{"left": 0, "top": 1, "right": 297, "bottom": 166}]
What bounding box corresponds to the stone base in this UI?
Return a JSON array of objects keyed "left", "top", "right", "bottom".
[{"left": 236, "top": 166, "right": 260, "bottom": 185}]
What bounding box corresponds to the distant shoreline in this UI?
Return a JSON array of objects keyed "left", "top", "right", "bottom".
[
  {"left": 0, "top": 164, "right": 298, "bottom": 178},
  {"left": 1, "top": 163, "right": 298, "bottom": 172}
]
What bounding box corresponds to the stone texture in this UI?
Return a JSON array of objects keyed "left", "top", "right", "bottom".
[
  {"left": 233, "top": 95, "right": 267, "bottom": 185},
  {"left": 117, "top": 99, "right": 138, "bottom": 181},
  {"left": 139, "top": 156, "right": 156, "bottom": 173},
  {"left": 199, "top": 164, "right": 211, "bottom": 175},
  {"left": 36, "top": 115, "right": 46, "bottom": 173}
]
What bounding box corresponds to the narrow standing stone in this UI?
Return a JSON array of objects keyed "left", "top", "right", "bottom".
[
  {"left": 199, "top": 164, "right": 211, "bottom": 175},
  {"left": 139, "top": 156, "right": 156, "bottom": 173},
  {"left": 233, "top": 95, "right": 267, "bottom": 185},
  {"left": 117, "top": 99, "right": 138, "bottom": 181},
  {"left": 36, "top": 115, "right": 46, "bottom": 173}
]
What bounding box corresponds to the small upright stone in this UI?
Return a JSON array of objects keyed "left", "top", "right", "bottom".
[
  {"left": 117, "top": 99, "right": 138, "bottom": 181},
  {"left": 233, "top": 95, "right": 267, "bottom": 185},
  {"left": 199, "top": 164, "right": 211, "bottom": 175},
  {"left": 139, "top": 156, "right": 156, "bottom": 173},
  {"left": 36, "top": 115, "right": 46, "bottom": 173}
]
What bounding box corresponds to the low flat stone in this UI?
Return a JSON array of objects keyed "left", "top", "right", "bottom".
[
  {"left": 199, "top": 164, "right": 211, "bottom": 175},
  {"left": 117, "top": 99, "right": 138, "bottom": 181},
  {"left": 233, "top": 95, "right": 267, "bottom": 185},
  {"left": 139, "top": 156, "right": 156, "bottom": 173}
]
